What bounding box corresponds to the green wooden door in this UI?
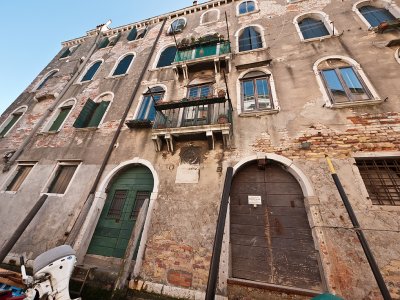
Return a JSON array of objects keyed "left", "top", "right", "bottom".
[{"left": 87, "top": 166, "right": 153, "bottom": 258}]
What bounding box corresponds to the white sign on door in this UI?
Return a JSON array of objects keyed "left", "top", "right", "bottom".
[{"left": 248, "top": 195, "right": 262, "bottom": 205}]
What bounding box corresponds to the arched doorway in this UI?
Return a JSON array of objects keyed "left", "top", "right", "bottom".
[
  {"left": 87, "top": 165, "right": 154, "bottom": 258},
  {"left": 230, "top": 159, "right": 322, "bottom": 291}
]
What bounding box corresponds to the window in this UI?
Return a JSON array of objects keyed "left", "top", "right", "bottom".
[
  {"left": 137, "top": 27, "right": 148, "bottom": 39},
  {"left": 112, "top": 54, "right": 135, "bottom": 76},
  {"left": 356, "top": 158, "right": 400, "bottom": 206},
  {"left": 201, "top": 9, "right": 219, "bottom": 24},
  {"left": 182, "top": 84, "right": 212, "bottom": 126},
  {"left": 240, "top": 71, "right": 273, "bottom": 112},
  {"left": 298, "top": 18, "right": 330, "bottom": 39},
  {"left": 47, "top": 99, "right": 75, "bottom": 132},
  {"left": 318, "top": 59, "right": 371, "bottom": 104},
  {"left": 73, "top": 96, "right": 111, "bottom": 128},
  {"left": 156, "top": 46, "right": 177, "bottom": 68},
  {"left": 127, "top": 27, "right": 138, "bottom": 41},
  {"left": 239, "top": 26, "right": 263, "bottom": 52},
  {"left": 47, "top": 164, "right": 78, "bottom": 194},
  {"left": 136, "top": 87, "right": 165, "bottom": 121},
  {"left": 80, "top": 61, "right": 102, "bottom": 82},
  {"left": 36, "top": 70, "right": 58, "bottom": 90},
  {"left": 6, "top": 164, "right": 34, "bottom": 192},
  {"left": 60, "top": 45, "right": 79, "bottom": 59},
  {"left": 167, "top": 18, "right": 186, "bottom": 35},
  {"left": 359, "top": 5, "right": 396, "bottom": 27},
  {"left": 0, "top": 106, "right": 27, "bottom": 138},
  {"left": 238, "top": 1, "right": 256, "bottom": 14},
  {"left": 98, "top": 37, "right": 110, "bottom": 49}
]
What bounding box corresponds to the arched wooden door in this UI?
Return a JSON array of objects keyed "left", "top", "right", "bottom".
[
  {"left": 230, "top": 160, "right": 322, "bottom": 291},
  {"left": 87, "top": 165, "right": 153, "bottom": 258}
]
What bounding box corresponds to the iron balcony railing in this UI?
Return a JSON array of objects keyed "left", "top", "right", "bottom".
[
  {"left": 174, "top": 40, "right": 231, "bottom": 63},
  {"left": 153, "top": 93, "right": 232, "bottom": 130}
]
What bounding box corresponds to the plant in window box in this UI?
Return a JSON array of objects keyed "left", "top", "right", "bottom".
[{"left": 126, "top": 119, "right": 152, "bottom": 128}]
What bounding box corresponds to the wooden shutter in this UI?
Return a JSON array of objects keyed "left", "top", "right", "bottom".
[
  {"left": 60, "top": 48, "right": 71, "bottom": 59},
  {"left": 49, "top": 106, "right": 72, "bottom": 132},
  {"left": 137, "top": 27, "right": 148, "bottom": 39},
  {"left": 6, "top": 165, "right": 33, "bottom": 191},
  {"left": 127, "top": 28, "right": 138, "bottom": 41},
  {"left": 73, "top": 99, "right": 97, "bottom": 128},
  {"left": 0, "top": 113, "right": 22, "bottom": 137},
  {"left": 87, "top": 101, "right": 110, "bottom": 127},
  {"left": 109, "top": 33, "right": 121, "bottom": 46},
  {"left": 48, "top": 165, "right": 77, "bottom": 194}
]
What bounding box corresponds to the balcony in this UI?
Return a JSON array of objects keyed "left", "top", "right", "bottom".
[
  {"left": 172, "top": 35, "right": 232, "bottom": 79},
  {"left": 151, "top": 92, "right": 233, "bottom": 152}
]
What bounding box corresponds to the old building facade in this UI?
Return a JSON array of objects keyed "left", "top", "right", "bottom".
[{"left": 1, "top": 0, "right": 400, "bottom": 299}]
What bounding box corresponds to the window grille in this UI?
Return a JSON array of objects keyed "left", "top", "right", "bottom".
[
  {"left": 356, "top": 158, "right": 400, "bottom": 206},
  {"left": 108, "top": 190, "right": 128, "bottom": 219},
  {"left": 130, "top": 191, "right": 150, "bottom": 219}
]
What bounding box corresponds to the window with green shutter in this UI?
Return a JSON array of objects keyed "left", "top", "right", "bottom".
[
  {"left": 109, "top": 33, "right": 121, "bottom": 47},
  {"left": 73, "top": 99, "right": 110, "bottom": 128},
  {"left": 48, "top": 106, "right": 72, "bottom": 132},
  {"left": 98, "top": 37, "right": 110, "bottom": 49},
  {"left": 0, "top": 113, "right": 23, "bottom": 138},
  {"left": 127, "top": 28, "right": 138, "bottom": 41}
]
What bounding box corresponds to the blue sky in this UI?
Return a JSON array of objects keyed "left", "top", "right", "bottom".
[{"left": 0, "top": 0, "right": 203, "bottom": 115}]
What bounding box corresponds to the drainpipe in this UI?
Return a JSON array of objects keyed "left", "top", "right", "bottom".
[
  {"left": 66, "top": 18, "right": 167, "bottom": 246},
  {"left": 2, "top": 24, "right": 107, "bottom": 172}
]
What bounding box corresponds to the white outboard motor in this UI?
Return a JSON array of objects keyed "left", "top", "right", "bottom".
[{"left": 21, "top": 245, "right": 80, "bottom": 300}]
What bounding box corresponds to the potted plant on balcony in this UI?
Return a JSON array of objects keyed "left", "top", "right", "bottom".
[
  {"left": 218, "top": 89, "right": 226, "bottom": 98},
  {"left": 217, "top": 114, "right": 229, "bottom": 124}
]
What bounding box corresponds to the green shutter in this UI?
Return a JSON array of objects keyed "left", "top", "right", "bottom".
[
  {"left": 195, "top": 44, "right": 217, "bottom": 58},
  {"left": 109, "top": 33, "right": 121, "bottom": 46},
  {"left": 98, "top": 37, "right": 110, "bottom": 49},
  {"left": 87, "top": 101, "right": 110, "bottom": 127},
  {"left": 0, "top": 114, "right": 22, "bottom": 137},
  {"left": 60, "top": 48, "right": 71, "bottom": 58},
  {"left": 127, "top": 28, "right": 138, "bottom": 41},
  {"left": 73, "top": 99, "right": 97, "bottom": 128},
  {"left": 49, "top": 106, "right": 72, "bottom": 132}
]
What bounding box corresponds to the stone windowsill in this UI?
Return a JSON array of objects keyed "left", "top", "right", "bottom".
[
  {"left": 329, "top": 99, "right": 383, "bottom": 109},
  {"left": 73, "top": 127, "right": 99, "bottom": 132},
  {"left": 37, "top": 131, "right": 59, "bottom": 136},
  {"left": 239, "top": 109, "right": 280, "bottom": 117},
  {"left": 235, "top": 47, "right": 268, "bottom": 56}
]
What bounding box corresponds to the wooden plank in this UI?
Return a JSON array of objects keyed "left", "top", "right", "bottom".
[
  {"left": 230, "top": 224, "right": 265, "bottom": 236},
  {"left": 230, "top": 213, "right": 265, "bottom": 226},
  {"left": 265, "top": 182, "right": 302, "bottom": 195},
  {"left": 231, "top": 244, "right": 269, "bottom": 260},
  {"left": 232, "top": 268, "right": 272, "bottom": 283},
  {"left": 266, "top": 214, "right": 311, "bottom": 229},
  {"left": 230, "top": 234, "right": 268, "bottom": 247},
  {"left": 230, "top": 204, "right": 265, "bottom": 215},
  {"left": 266, "top": 194, "right": 305, "bottom": 207}
]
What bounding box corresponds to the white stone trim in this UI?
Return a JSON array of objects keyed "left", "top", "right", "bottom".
[
  {"left": 236, "top": 67, "right": 281, "bottom": 115},
  {"left": 235, "top": 24, "right": 266, "bottom": 53},
  {"left": 352, "top": 0, "right": 400, "bottom": 29},
  {"left": 395, "top": 48, "right": 400, "bottom": 64},
  {"left": 133, "top": 84, "right": 168, "bottom": 120},
  {"left": 236, "top": 0, "right": 259, "bottom": 17},
  {"left": 32, "top": 69, "right": 59, "bottom": 92},
  {"left": 200, "top": 8, "right": 220, "bottom": 25},
  {"left": 0, "top": 105, "right": 28, "bottom": 138},
  {"left": 152, "top": 43, "right": 176, "bottom": 70},
  {"left": 108, "top": 52, "right": 136, "bottom": 77},
  {"left": 293, "top": 11, "right": 338, "bottom": 42},
  {"left": 313, "top": 55, "right": 381, "bottom": 108},
  {"left": 42, "top": 98, "right": 77, "bottom": 132},
  {"left": 77, "top": 59, "right": 103, "bottom": 83},
  {"left": 73, "top": 158, "right": 160, "bottom": 277}
]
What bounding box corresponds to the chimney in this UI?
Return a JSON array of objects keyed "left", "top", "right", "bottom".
[{"left": 193, "top": 1, "right": 198, "bottom": 5}]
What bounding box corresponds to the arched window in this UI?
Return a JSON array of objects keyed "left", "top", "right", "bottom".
[
  {"left": 239, "top": 26, "right": 263, "bottom": 52},
  {"left": 238, "top": 1, "right": 256, "bottom": 15},
  {"left": 240, "top": 71, "right": 274, "bottom": 112},
  {"left": 0, "top": 106, "right": 27, "bottom": 138},
  {"left": 112, "top": 54, "right": 135, "bottom": 76},
  {"left": 167, "top": 18, "right": 186, "bottom": 35},
  {"left": 156, "top": 46, "right": 177, "bottom": 68},
  {"left": 298, "top": 18, "right": 330, "bottom": 39},
  {"left": 36, "top": 70, "right": 57, "bottom": 90},
  {"left": 127, "top": 27, "right": 138, "bottom": 41},
  {"left": 359, "top": 5, "right": 396, "bottom": 27},
  {"left": 73, "top": 93, "right": 112, "bottom": 128},
  {"left": 201, "top": 9, "right": 219, "bottom": 24},
  {"left": 46, "top": 99, "right": 76, "bottom": 132},
  {"left": 136, "top": 87, "right": 165, "bottom": 121},
  {"left": 81, "top": 61, "right": 102, "bottom": 82},
  {"left": 317, "top": 58, "right": 373, "bottom": 105}
]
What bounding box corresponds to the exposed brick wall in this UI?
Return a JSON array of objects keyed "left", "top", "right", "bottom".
[
  {"left": 252, "top": 112, "right": 400, "bottom": 159},
  {"left": 142, "top": 237, "right": 211, "bottom": 290}
]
